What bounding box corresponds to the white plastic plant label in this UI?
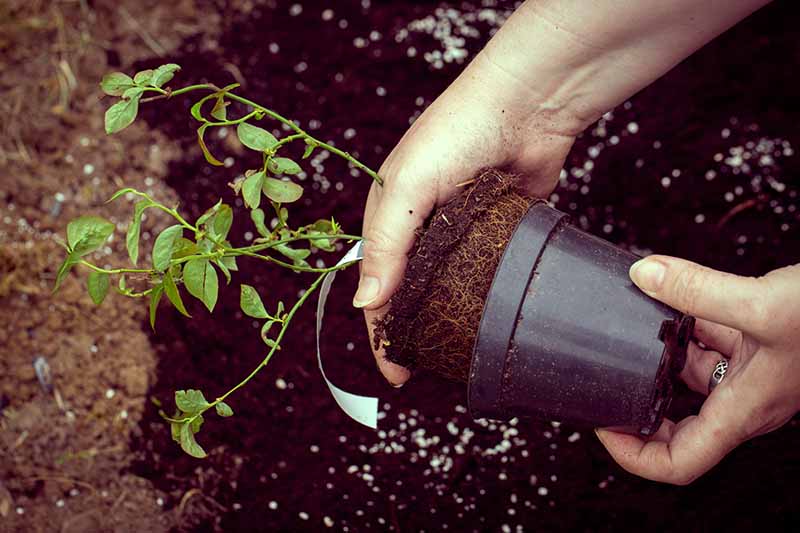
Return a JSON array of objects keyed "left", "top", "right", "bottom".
[{"left": 315, "top": 240, "right": 379, "bottom": 428}]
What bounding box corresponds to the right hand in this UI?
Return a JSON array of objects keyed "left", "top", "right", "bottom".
[{"left": 356, "top": 49, "right": 578, "bottom": 386}]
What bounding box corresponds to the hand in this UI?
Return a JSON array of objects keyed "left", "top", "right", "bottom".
[
  {"left": 356, "top": 49, "right": 577, "bottom": 385},
  {"left": 596, "top": 255, "right": 800, "bottom": 485},
  {"left": 356, "top": 0, "right": 771, "bottom": 386}
]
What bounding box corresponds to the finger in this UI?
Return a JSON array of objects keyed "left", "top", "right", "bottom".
[
  {"left": 363, "top": 303, "right": 411, "bottom": 386},
  {"left": 596, "top": 392, "right": 743, "bottom": 485},
  {"left": 680, "top": 341, "right": 725, "bottom": 395},
  {"left": 629, "top": 255, "right": 767, "bottom": 335},
  {"left": 356, "top": 181, "right": 417, "bottom": 385},
  {"left": 355, "top": 177, "right": 432, "bottom": 311},
  {"left": 693, "top": 318, "right": 741, "bottom": 356}
]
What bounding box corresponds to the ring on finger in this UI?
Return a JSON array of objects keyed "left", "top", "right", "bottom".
[{"left": 708, "top": 358, "right": 729, "bottom": 394}]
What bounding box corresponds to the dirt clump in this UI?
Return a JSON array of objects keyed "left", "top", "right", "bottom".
[{"left": 374, "top": 169, "right": 532, "bottom": 383}]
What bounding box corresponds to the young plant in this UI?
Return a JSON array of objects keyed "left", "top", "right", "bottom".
[{"left": 54, "top": 63, "right": 379, "bottom": 458}]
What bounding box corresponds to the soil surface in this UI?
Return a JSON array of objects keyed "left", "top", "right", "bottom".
[{"left": 3, "top": 0, "right": 800, "bottom": 532}]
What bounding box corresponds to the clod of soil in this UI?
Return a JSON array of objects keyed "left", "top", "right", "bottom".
[{"left": 374, "top": 168, "right": 532, "bottom": 382}]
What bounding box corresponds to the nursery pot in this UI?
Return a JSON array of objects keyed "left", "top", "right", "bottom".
[{"left": 468, "top": 201, "right": 694, "bottom": 435}]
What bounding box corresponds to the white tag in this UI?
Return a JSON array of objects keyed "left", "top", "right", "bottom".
[{"left": 315, "top": 240, "right": 379, "bottom": 428}]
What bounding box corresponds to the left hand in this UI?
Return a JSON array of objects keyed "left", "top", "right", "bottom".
[{"left": 595, "top": 255, "right": 800, "bottom": 485}]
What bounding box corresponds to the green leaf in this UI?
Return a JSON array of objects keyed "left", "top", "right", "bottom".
[
  {"left": 215, "top": 402, "right": 234, "bottom": 417},
  {"left": 183, "top": 258, "right": 219, "bottom": 312},
  {"left": 87, "top": 271, "right": 110, "bottom": 304},
  {"left": 100, "top": 72, "right": 135, "bottom": 96},
  {"left": 126, "top": 199, "right": 154, "bottom": 265},
  {"left": 122, "top": 86, "right": 145, "bottom": 100},
  {"left": 175, "top": 389, "right": 210, "bottom": 414},
  {"left": 179, "top": 422, "right": 207, "bottom": 458},
  {"left": 190, "top": 94, "right": 215, "bottom": 121},
  {"left": 190, "top": 413, "right": 204, "bottom": 434},
  {"left": 219, "top": 255, "right": 238, "bottom": 272},
  {"left": 67, "top": 216, "right": 115, "bottom": 256},
  {"left": 264, "top": 338, "right": 280, "bottom": 351},
  {"left": 250, "top": 208, "right": 270, "bottom": 238},
  {"left": 206, "top": 204, "right": 233, "bottom": 241},
  {"left": 107, "top": 187, "right": 140, "bottom": 203},
  {"left": 133, "top": 69, "right": 154, "bottom": 85},
  {"left": 105, "top": 95, "right": 140, "bottom": 134},
  {"left": 277, "top": 206, "right": 289, "bottom": 227},
  {"left": 53, "top": 252, "right": 80, "bottom": 293},
  {"left": 263, "top": 178, "right": 303, "bottom": 204},
  {"left": 240, "top": 285, "right": 268, "bottom": 318},
  {"left": 268, "top": 157, "right": 302, "bottom": 175},
  {"left": 163, "top": 269, "right": 191, "bottom": 317},
  {"left": 172, "top": 238, "right": 199, "bottom": 259},
  {"left": 275, "top": 243, "right": 311, "bottom": 267},
  {"left": 170, "top": 421, "right": 182, "bottom": 444},
  {"left": 302, "top": 140, "right": 316, "bottom": 159},
  {"left": 213, "top": 258, "right": 231, "bottom": 284},
  {"left": 149, "top": 283, "right": 164, "bottom": 330},
  {"left": 151, "top": 63, "right": 181, "bottom": 88},
  {"left": 152, "top": 224, "right": 183, "bottom": 271},
  {"left": 196, "top": 200, "right": 222, "bottom": 227},
  {"left": 242, "top": 170, "right": 265, "bottom": 209},
  {"left": 197, "top": 124, "right": 224, "bottom": 166},
  {"left": 210, "top": 96, "right": 228, "bottom": 121},
  {"left": 261, "top": 319, "right": 277, "bottom": 343},
  {"left": 237, "top": 122, "right": 278, "bottom": 152},
  {"left": 307, "top": 231, "right": 334, "bottom": 252}
]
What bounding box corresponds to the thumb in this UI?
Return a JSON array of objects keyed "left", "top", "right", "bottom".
[
  {"left": 629, "top": 255, "right": 767, "bottom": 335},
  {"left": 354, "top": 179, "right": 432, "bottom": 310}
]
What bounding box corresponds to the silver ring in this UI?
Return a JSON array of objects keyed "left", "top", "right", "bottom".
[{"left": 708, "top": 359, "right": 729, "bottom": 393}]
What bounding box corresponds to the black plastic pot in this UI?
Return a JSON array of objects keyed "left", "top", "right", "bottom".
[{"left": 468, "top": 201, "right": 694, "bottom": 435}]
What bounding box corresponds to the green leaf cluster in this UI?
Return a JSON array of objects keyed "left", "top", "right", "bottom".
[
  {"left": 168, "top": 389, "right": 234, "bottom": 458},
  {"left": 101, "top": 64, "right": 180, "bottom": 134},
  {"left": 60, "top": 64, "right": 384, "bottom": 459}
]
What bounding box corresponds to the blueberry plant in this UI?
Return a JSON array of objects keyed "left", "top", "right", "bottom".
[{"left": 54, "top": 64, "right": 380, "bottom": 458}]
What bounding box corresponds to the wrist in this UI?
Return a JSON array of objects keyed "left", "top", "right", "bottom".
[{"left": 467, "top": 0, "right": 771, "bottom": 136}]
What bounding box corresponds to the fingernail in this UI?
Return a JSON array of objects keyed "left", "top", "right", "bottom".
[
  {"left": 390, "top": 381, "right": 405, "bottom": 389},
  {"left": 353, "top": 275, "right": 380, "bottom": 308},
  {"left": 630, "top": 258, "right": 666, "bottom": 295}
]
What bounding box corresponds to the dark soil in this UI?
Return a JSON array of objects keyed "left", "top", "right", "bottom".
[
  {"left": 4, "top": 0, "right": 800, "bottom": 532},
  {"left": 375, "top": 169, "right": 531, "bottom": 382}
]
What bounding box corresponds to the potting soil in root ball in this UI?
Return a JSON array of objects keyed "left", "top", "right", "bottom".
[{"left": 374, "top": 168, "right": 531, "bottom": 382}]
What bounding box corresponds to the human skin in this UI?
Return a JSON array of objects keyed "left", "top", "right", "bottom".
[
  {"left": 357, "top": 0, "right": 785, "bottom": 483},
  {"left": 597, "top": 257, "right": 800, "bottom": 484}
]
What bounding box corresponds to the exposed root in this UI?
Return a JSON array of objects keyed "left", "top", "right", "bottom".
[{"left": 374, "top": 169, "right": 532, "bottom": 383}]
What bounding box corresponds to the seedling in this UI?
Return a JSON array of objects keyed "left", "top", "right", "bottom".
[{"left": 54, "top": 64, "right": 380, "bottom": 458}]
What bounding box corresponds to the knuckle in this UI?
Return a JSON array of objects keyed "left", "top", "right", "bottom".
[
  {"left": 741, "top": 282, "right": 772, "bottom": 334},
  {"left": 363, "top": 225, "right": 400, "bottom": 259},
  {"left": 670, "top": 265, "right": 705, "bottom": 312}
]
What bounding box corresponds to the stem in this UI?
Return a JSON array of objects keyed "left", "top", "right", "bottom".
[
  {"left": 178, "top": 260, "right": 356, "bottom": 425},
  {"left": 80, "top": 261, "right": 152, "bottom": 275},
  {"left": 234, "top": 250, "right": 331, "bottom": 273},
  {"left": 168, "top": 84, "right": 219, "bottom": 97},
  {"left": 152, "top": 204, "right": 197, "bottom": 232},
  {"left": 204, "top": 109, "right": 261, "bottom": 128},
  {"left": 214, "top": 270, "right": 328, "bottom": 403},
  {"left": 156, "top": 83, "right": 384, "bottom": 184},
  {"left": 235, "top": 233, "right": 362, "bottom": 254}
]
